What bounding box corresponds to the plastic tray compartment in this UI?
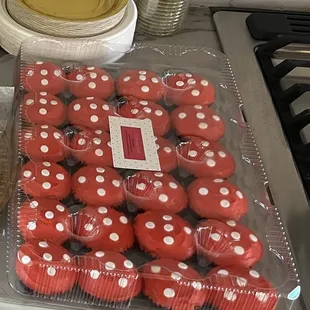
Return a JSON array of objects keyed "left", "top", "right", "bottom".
[{"left": 6, "top": 38, "right": 300, "bottom": 310}]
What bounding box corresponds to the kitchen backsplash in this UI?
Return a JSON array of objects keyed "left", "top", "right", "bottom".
[{"left": 191, "top": 0, "right": 310, "bottom": 11}]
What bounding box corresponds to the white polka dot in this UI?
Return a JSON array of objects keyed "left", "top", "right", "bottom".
[
  {"left": 131, "top": 109, "right": 139, "bottom": 115},
  {"left": 202, "top": 141, "right": 210, "bottom": 147},
  {"left": 96, "top": 175, "right": 104, "bottom": 183},
  {"left": 188, "top": 79, "right": 196, "bottom": 85},
  {"left": 151, "top": 266, "right": 161, "bottom": 273},
  {"left": 90, "top": 72, "right": 97, "bottom": 79},
  {"left": 213, "top": 115, "right": 221, "bottom": 121},
  {"left": 231, "top": 232, "right": 241, "bottom": 240},
  {"left": 73, "top": 104, "right": 81, "bottom": 111},
  {"left": 54, "top": 70, "right": 61, "bottom": 76},
  {"left": 40, "top": 145, "right": 49, "bottom": 153},
  {"left": 76, "top": 74, "right": 83, "bottom": 81},
  {"left": 25, "top": 99, "right": 34, "bottom": 105},
  {"left": 39, "top": 241, "right": 48, "bottom": 248},
  {"left": 184, "top": 227, "right": 192, "bottom": 234},
  {"left": 137, "top": 183, "right": 146, "bottom": 191},
  {"left": 23, "top": 170, "right": 32, "bottom": 178},
  {"left": 218, "top": 269, "right": 229, "bottom": 276},
  {"left": 139, "top": 75, "right": 146, "bottom": 81},
  {"left": 211, "top": 233, "right": 221, "bottom": 241},
  {"left": 159, "top": 194, "right": 168, "bottom": 202},
  {"left": 188, "top": 150, "right": 198, "bottom": 157},
  {"left": 171, "top": 272, "right": 182, "bottom": 281},
  {"left": 40, "top": 132, "right": 48, "bottom": 139},
  {"left": 39, "top": 108, "right": 47, "bottom": 115},
  {"left": 199, "top": 187, "right": 208, "bottom": 195},
  {"left": 139, "top": 71, "right": 147, "bottom": 75},
  {"left": 155, "top": 172, "right": 163, "bottom": 177},
  {"left": 110, "top": 233, "right": 119, "bottom": 242},
  {"left": 45, "top": 211, "right": 54, "bottom": 219},
  {"left": 89, "top": 82, "right": 96, "bottom": 89},
  {"left": 118, "top": 278, "right": 129, "bottom": 288},
  {"left": 192, "top": 282, "right": 202, "bottom": 290},
  {"left": 164, "top": 224, "right": 173, "bottom": 232},
  {"left": 163, "top": 288, "right": 176, "bottom": 299},
  {"left": 43, "top": 253, "right": 53, "bottom": 261},
  {"left": 155, "top": 110, "right": 163, "bottom": 116},
  {"left": 120, "top": 216, "right": 128, "bottom": 224},
  {"left": 192, "top": 90, "right": 200, "bottom": 96},
  {"left": 196, "top": 113, "right": 205, "bottom": 119},
  {"left": 105, "top": 262, "right": 116, "bottom": 270},
  {"left": 90, "top": 270, "right": 100, "bottom": 280},
  {"left": 98, "top": 207, "right": 108, "bottom": 214},
  {"left": 40, "top": 99, "right": 47, "bottom": 104},
  {"left": 123, "top": 76, "right": 130, "bottom": 82},
  {"left": 102, "top": 104, "right": 109, "bottom": 111},
  {"left": 169, "top": 182, "right": 177, "bottom": 189},
  {"left": 141, "top": 86, "right": 149, "bottom": 93},
  {"left": 224, "top": 291, "right": 237, "bottom": 302},
  {"left": 218, "top": 151, "right": 227, "bottom": 158},
  {"left": 87, "top": 67, "right": 95, "bottom": 70},
  {"left": 144, "top": 107, "right": 152, "bottom": 113},
  {"left": 199, "top": 122, "right": 208, "bottom": 129},
  {"left": 30, "top": 201, "right": 38, "bottom": 208},
  {"left": 250, "top": 234, "right": 258, "bottom": 242},
  {"left": 154, "top": 181, "right": 163, "bottom": 187},
  {"left": 90, "top": 103, "right": 97, "bottom": 110},
  {"left": 27, "top": 70, "right": 34, "bottom": 76},
  {"left": 164, "top": 147, "right": 172, "bottom": 153},
  {"left": 47, "top": 267, "right": 56, "bottom": 277},
  {"left": 51, "top": 100, "right": 58, "bottom": 106},
  {"left": 227, "top": 220, "right": 236, "bottom": 227},
  {"left": 140, "top": 101, "right": 148, "bottom": 106},
  {"left": 43, "top": 162, "right": 51, "bottom": 167},
  {"left": 40, "top": 92, "right": 47, "bottom": 96},
  {"left": 95, "top": 251, "right": 105, "bottom": 258},
  {"left": 220, "top": 200, "right": 230, "bottom": 208},
  {"left": 152, "top": 77, "right": 159, "bottom": 83},
  {"left": 207, "top": 159, "right": 216, "bottom": 167},
  {"left": 146, "top": 222, "right": 155, "bottom": 229},
  {"left": 78, "top": 176, "right": 86, "bottom": 184},
  {"left": 103, "top": 218, "right": 112, "bottom": 226},
  {"left": 41, "top": 169, "right": 50, "bottom": 177},
  {"left": 41, "top": 79, "right": 48, "bottom": 86},
  {"left": 186, "top": 73, "right": 192, "bottom": 77},
  {"left": 205, "top": 151, "right": 214, "bottom": 157},
  {"left": 163, "top": 215, "right": 172, "bottom": 221},
  {"left": 176, "top": 81, "right": 184, "bottom": 87},
  {"left": 178, "top": 262, "right": 188, "bottom": 270},
  {"left": 84, "top": 223, "right": 94, "bottom": 231},
  {"left": 237, "top": 277, "right": 247, "bottom": 287},
  {"left": 234, "top": 246, "right": 245, "bottom": 255},
  {"left": 63, "top": 254, "right": 71, "bottom": 261},
  {"left": 250, "top": 270, "right": 260, "bottom": 278},
  {"left": 201, "top": 80, "right": 209, "bottom": 86},
  {"left": 42, "top": 182, "right": 51, "bottom": 190},
  {"left": 56, "top": 204, "right": 65, "bottom": 212},
  {"left": 95, "top": 149, "right": 103, "bottom": 157},
  {"left": 113, "top": 180, "right": 121, "bottom": 187},
  {"left": 97, "top": 168, "right": 105, "bottom": 173},
  {"left": 56, "top": 173, "right": 64, "bottom": 181},
  {"left": 97, "top": 189, "right": 106, "bottom": 196},
  {"left": 101, "top": 75, "right": 109, "bottom": 81},
  {"left": 56, "top": 223, "right": 64, "bottom": 232},
  {"left": 27, "top": 221, "right": 36, "bottom": 230},
  {"left": 91, "top": 115, "right": 99, "bottom": 123},
  {"left": 40, "top": 69, "right": 48, "bottom": 76},
  {"left": 236, "top": 191, "right": 244, "bottom": 199},
  {"left": 178, "top": 112, "right": 186, "bottom": 119},
  {"left": 164, "top": 236, "right": 174, "bottom": 245},
  {"left": 220, "top": 187, "right": 229, "bottom": 195}
]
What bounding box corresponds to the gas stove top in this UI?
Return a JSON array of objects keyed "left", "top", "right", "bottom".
[{"left": 214, "top": 10, "right": 310, "bottom": 310}]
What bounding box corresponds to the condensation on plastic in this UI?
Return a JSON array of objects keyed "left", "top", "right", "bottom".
[{"left": 5, "top": 37, "right": 300, "bottom": 310}]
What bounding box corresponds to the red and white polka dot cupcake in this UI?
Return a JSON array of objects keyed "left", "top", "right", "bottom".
[
  {"left": 19, "top": 198, "right": 72, "bottom": 245},
  {"left": 21, "top": 161, "right": 71, "bottom": 200},
  {"left": 75, "top": 205, "right": 134, "bottom": 252},
  {"left": 118, "top": 96, "right": 170, "bottom": 136},
  {"left": 72, "top": 166, "right": 124, "bottom": 207},
  {"left": 78, "top": 251, "right": 142, "bottom": 302},
  {"left": 165, "top": 72, "right": 215, "bottom": 106},
  {"left": 141, "top": 259, "right": 205, "bottom": 310},
  {"left": 196, "top": 219, "right": 263, "bottom": 268},
  {"left": 188, "top": 178, "right": 248, "bottom": 221},
  {"left": 116, "top": 69, "right": 165, "bottom": 102},
  {"left": 125, "top": 171, "right": 187, "bottom": 213},
  {"left": 67, "top": 66, "right": 115, "bottom": 99},
  {"left": 16, "top": 241, "right": 77, "bottom": 295},
  {"left": 22, "top": 62, "right": 66, "bottom": 95},
  {"left": 23, "top": 92, "right": 67, "bottom": 126},
  {"left": 135, "top": 211, "right": 195, "bottom": 260}
]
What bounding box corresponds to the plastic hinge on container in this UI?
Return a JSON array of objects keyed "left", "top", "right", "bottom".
[{"left": 6, "top": 37, "right": 300, "bottom": 310}]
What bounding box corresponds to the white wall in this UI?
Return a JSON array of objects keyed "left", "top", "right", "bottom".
[{"left": 191, "top": 0, "right": 310, "bottom": 11}]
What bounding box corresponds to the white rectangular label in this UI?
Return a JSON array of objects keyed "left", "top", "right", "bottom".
[{"left": 109, "top": 116, "right": 161, "bottom": 171}]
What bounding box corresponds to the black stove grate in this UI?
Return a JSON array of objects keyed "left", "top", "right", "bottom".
[{"left": 255, "top": 35, "right": 310, "bottom": 198}]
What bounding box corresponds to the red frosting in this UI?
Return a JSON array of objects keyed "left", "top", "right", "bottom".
[
  {"left": 177, "top": 139, "right": 236, "bottom": 178},
  {"left": 141, "top": 258, "right": 205, "bottom": 310},
  {"left": 205, "top": 266, "right": 278, "bottom": 310},
  {"left": 21, "top": 161, "right": 71, "bottom": 200},
  {"left": 78, "top": 251, "right": 142, "bottom": 301},
  {"left": 72, "top": 166, "right": 124, "bottom": 207},
  {"left": 21, "top": 125, "right": 68, "bottom": 162},
  {"left": 155, "top": 136, "right": 177, "bottom": 173},
  {"left": 134, "top": 211, "right": 195, "bottom": 260},
  {"left": 196, "top": 219, "right": 263, "bottom": 268},
  {"left": 67, "top": 66, "right": 115, "bottom": 99},
  {"left": 22, "top": 62, "right": 66, "bottom": 94},
  {"left": 16, "top": 241, "right": 77, "bottom": 295},
  {"left": 171, "top": 105, "right": 225, "bottom": 142},
  {"left": 75, "top": 205, "right": 134, "bottom": 252},
  {"left": 116, "top": 69, "right": 165, "bottom": 102},
  {"left": 125, "top": 171, "right": 187, "bottom": 213},
  {"left": 68, "top": 97, "right": 117, "bottom": 131},
  {"left": 23, "top": 92, "right": 67, "bottom": 126},
  {"left": 70, "top": 129, "right": 112, "bottom": 166},
  {"left": 19, "top": 198, "right": 71, "bottom": 244},
  {"left": 118, "top": 96, "right": 170, "bottom": 136},
  {"left": 188, "top": 178, "right": 248, "bottom": 221}
]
